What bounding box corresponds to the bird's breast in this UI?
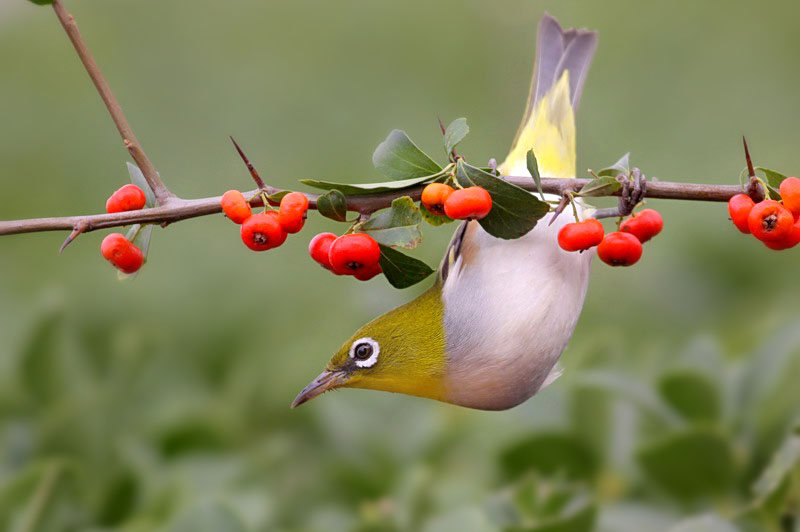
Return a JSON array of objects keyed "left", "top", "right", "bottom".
[{"left": 440, "top": 211, "right": 592, "bottom": 410}]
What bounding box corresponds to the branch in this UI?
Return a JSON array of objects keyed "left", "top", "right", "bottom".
[
  {"left": 0, "top": 176, "right": 743, "bottom": 237},
  {"left": 51, "top": 0, "right": 173, "bottom": 205}
]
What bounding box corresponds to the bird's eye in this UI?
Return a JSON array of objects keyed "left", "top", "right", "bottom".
[{"left": 349, "top": 337, "right": 380, "bottom": 368}]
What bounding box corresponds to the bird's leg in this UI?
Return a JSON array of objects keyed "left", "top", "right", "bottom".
[{"left": 592, "top": 168, "right": 647, "bottom": 219}]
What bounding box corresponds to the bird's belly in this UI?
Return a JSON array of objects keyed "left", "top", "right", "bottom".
[{"left": 441, "top": 212, "right": 592, "bottom": 410}]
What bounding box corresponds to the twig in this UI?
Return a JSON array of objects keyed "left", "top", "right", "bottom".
[
  {"left": 51, "top": 0, "right": 173, "bottom": 205},
  {"left": 0, "top": 176, "right": 744, "bottom": 237}
]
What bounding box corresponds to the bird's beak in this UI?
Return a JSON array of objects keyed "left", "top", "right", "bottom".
[{"left": 291, "top": 369, "right": 348, "bottom": 408}]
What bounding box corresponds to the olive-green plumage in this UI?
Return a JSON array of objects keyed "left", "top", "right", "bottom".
[{"left": 328, "top": 283, "right": 447, "bottom": 401}]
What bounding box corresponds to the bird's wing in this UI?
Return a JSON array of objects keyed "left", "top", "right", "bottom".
[{"left": 440, "top": 15, "right": 597, "bottom": 284}]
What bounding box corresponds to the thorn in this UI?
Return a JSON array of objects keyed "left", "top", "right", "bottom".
[
  {"left": 59, "top": 222, "right": 87, "bottom": 254},
  {"left": 548, "top": 195, "right": 570, "bottom": 226},
  {"left": 230, "top": 136, "right": 267, "bottom": 190},
  {"left": 743, "top": 136, "right": 756, "bottom": 178}
]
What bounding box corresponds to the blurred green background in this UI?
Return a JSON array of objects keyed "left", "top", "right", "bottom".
[{"left": 2, "top": 1, "right": 800, "bottom": 531}]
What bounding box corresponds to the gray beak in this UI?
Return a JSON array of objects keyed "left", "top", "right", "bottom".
[{"left": 291, "top": 370, "right": 348, "bottom": 408}]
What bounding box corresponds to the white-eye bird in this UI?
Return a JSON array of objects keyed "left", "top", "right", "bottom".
[{"left": 293, "top": 14, "right": 598, "bottom": 411}]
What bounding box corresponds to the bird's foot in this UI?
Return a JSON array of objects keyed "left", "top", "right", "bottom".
[{"left": 592, "top": 168, "right": 647, "bottom": 219}]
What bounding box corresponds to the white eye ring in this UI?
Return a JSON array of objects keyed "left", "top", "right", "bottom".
[{"left": 349, "top": 337, "right": 380, "bottom": 368}]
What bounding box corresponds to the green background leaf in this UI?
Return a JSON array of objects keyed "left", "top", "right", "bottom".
[
  {"left": 657, "top": 370, "right": 721, "bottom": 422},
  {"left": 637, "top": 429, "right": 735, "bottom": 501},
  {"left": 500, "top": 431, "right": 599, "bottom": 482}
]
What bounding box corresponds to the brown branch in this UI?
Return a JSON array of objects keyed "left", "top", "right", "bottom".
[
  {"left": 51, "top": 0, "right": 173, "bottom": 205},
  {"left": 0, "top": 177, "right": 743, "bottom": 237}
]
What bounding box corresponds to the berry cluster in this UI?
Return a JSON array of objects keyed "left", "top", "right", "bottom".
[
  {"left": 421, "top": 183, "right": 493, "bottom": 220},
  {"left": 221, "top": 190, "right": 309, "bottom": 251},
  {"left": 727, "top": 177, "right": 800, "bottom": 250},
  {"left": 100, "top": 184, "right": 148, "bottom": 273},
  {"left": 309, "top": 232, "right": 382, "bottom": 281},
  {"left": 557, "top": 209, "right": 664, "bottom": 267}
]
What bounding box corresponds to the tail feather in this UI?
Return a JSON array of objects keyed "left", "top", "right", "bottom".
[{"left": 501, "top": 14, "right": 597, "bottom": 179}]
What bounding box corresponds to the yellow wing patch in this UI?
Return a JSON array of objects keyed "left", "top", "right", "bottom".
[{"left": 500, "top": 72, "right": 576, "bottom": 179}]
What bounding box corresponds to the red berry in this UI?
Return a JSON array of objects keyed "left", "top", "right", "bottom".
[
  {"left": 328, "top": 233, "right": 381, "bottom": 276},
  {"left": 309, "top": 232, "right": 337, "bottom": 271},
  {"left": 353, "top": 261, "right": 383, "bottom": 281},
  {"left": 747, "top": 200, "right": 794, "bottom": 242},
  {"left": 763, "top": 217, "right": 800, "bottom": 250},
  {"left": 100, "top": 233, "right": 144, "bottom": 273},
  {"left": 728, "top": 194, "right": 755, "bottom": 234},
  {"left": 278, "top": 192, "right": 309, "bottom": 234},
  {"left": 620, "top": 209, "right": 663, "bottom": 243},
  {"left": 779, "top": 177, "right": 800, "bottom": 218},
  {"left": 597, "top": 232, "right": 643, "bottom": 267},
  {"left": 106, "top": 184, "right": 146, "bottom": 213},
  {"left": 221, "top": 190, "right": 252, "bottom": 224},
  {"left": 557, "top": 219, "right": 604, "bottom": 252},
  {"left": 421, "top": 183, "right": 455, "bottom": 216},
  {"left": 240, "top": 211, "right": 287, "bottom": 251},
  {"left": 443, "top": 187, "right": 493, "bottom": 220}
]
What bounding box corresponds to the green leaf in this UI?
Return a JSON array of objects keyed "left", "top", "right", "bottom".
[
  {"left": 300, "top": 172, "right": 442, "bottom": 196},
  {"left": 421, "top": 206, "right": 454, "bottom": 226},
  {"left": 20, "top": 311, "right": 64, "bottom": 404},
  {"left": 372, "top": 129, "right": 442, "bottom": 180},
  {"left": 455, "top": 160, "right": 550, "bottom": 239},
  {"left": 752, "top": 426, "right": 800, "bottom": 502},
  {"left": 378, "top": 244, "right": 434, "bottom": 289},
  {"left": 596, "top": 153, "right": 630, "bottom": 178},
  {"left": 578, "top": 176, "right": 622, "bottom": 197},
  {"left": 637, "top": 428, "right": 735, "bottom": 501},
  {"left": 527, "top": 150, "right": 545, "bottom": 201},
  {"left": 668, "top": 514, "right": 740, "bottom": 532},
  {"left": 359, "top": 197, "right": 423, "bottom": 249},
  {"left": 118, "top": 224, "right": 153, "bottom": 281},
  {"left": 444, "top": 118, "right": 469, "bottom": 155},
  {"left": 316, "top": 189, "right": 348, "bottom": 222},
  {"left": 171, "top": 501, "right": 247, "bottom": 532},
  {"left": 27, "top": 0, "right": 55, "bottom": 5},
  {"left": 500, "top": 431, "right": 599, "bottom": 482},
  {"left": 126, "top": 162, "right": 157, "bottom": 207},
  {"left": 267, "top": 190, "right": 290, "bottom": 203},
  {"left": 657, "top": 369, "right": 721, "bottom": 422},
  {"left": 506, "top": 496, "right": 596, "bottom": 532},
  {"left": 755, "top": 166, "right": 788, "bottom": 189}
]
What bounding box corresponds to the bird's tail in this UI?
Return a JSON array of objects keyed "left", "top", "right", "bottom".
[{"left": 499, "top": 14, "right": 597, "bottom": 180}]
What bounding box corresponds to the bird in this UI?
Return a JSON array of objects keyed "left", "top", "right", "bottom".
[{"left": 293, "top": 14, "right": 599, "bottom": 411}]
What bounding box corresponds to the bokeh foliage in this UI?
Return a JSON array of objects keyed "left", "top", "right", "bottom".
[{"left": 2, "top": 1, "right": 800, "bottom": 531}]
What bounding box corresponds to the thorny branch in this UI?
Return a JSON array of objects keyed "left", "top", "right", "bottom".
[
  {"left": 0, "top": 2, "right": 751, "bottom": 243},
  {"left": 0, "top": 177, "right": 744, "bottom": 237}
]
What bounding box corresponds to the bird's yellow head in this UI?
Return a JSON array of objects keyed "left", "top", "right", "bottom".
[{"left": 292, "top": 286, "right": 447, "bottom": 407}]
